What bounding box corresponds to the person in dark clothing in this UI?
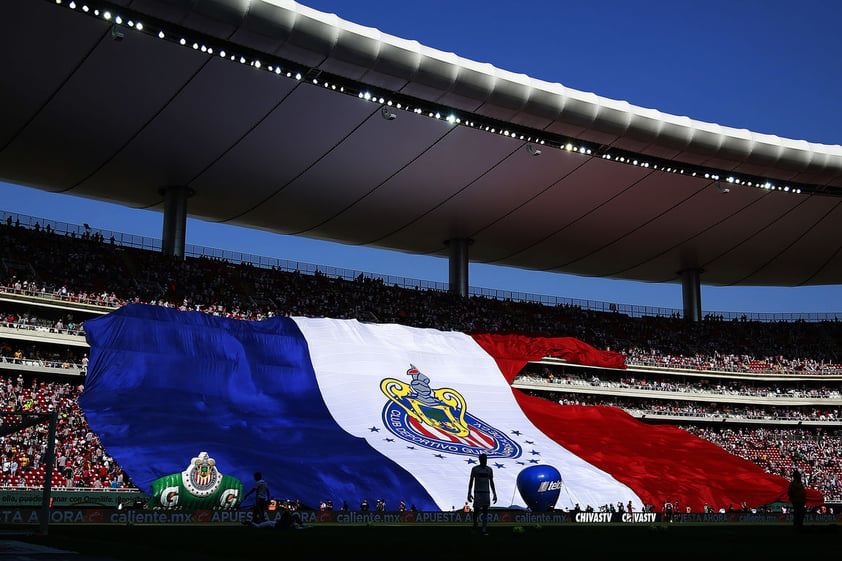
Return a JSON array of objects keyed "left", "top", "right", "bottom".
[
  {"left": 243, "top": 472, "right": 270, "bottom": 523},
  {"left": 788, "top": 470, "right": 807, "bottom": 529},
  {"left": 467, "top": 453, "right": 497, "bottom": 535}
]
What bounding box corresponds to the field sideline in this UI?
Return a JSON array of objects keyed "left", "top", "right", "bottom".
[{"left": 9, "top": 522, "right": 840, "bottom": 559}]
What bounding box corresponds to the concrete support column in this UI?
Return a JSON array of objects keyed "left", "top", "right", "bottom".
[
  {"left": 160, "top": 186, "right": 191, "bottom": 259},
  {"left": 681, "top": 268, "right": 702, "bottom": 322},
  {"left": 447, "top": 238, "right": 472, "bottom": 297}
]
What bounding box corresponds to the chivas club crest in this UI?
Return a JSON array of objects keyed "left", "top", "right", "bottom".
[
  {"left": 150, "top": 451, "right": 243, "bottom": 510},
  {"left": 182, "top": 451, "right": 222, "bottom": 497},
  {"left": 380, "top": 365, "right": 522, "bottom": 458}
]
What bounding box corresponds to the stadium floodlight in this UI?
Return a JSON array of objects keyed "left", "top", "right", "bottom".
[
  {"left": 111, "top": 25, "right": 125, "bottom": 41},
  {"left": 381, "top": 106, "right": 397, "bottom": 121}
]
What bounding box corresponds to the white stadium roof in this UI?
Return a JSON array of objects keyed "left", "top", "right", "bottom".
[{"left": 2, "top": 0, "right": 842, "bottom": 286}]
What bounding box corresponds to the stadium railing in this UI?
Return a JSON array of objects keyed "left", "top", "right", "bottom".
[{"left": 4, "top": 209, "right": 842, "bottom": 323}]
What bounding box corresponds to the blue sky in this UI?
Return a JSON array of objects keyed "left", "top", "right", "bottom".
[{"left": 3, "top": 0, "right": 842, "bottom": 315}]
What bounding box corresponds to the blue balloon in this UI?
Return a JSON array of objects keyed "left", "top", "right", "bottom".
[{"left": 516, "top": 465, "right": 562, "bottom": 512}]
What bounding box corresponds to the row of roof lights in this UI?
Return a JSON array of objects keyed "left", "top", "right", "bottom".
[{"left": 54, "top": 0, "right": 805, "bottom": 196}]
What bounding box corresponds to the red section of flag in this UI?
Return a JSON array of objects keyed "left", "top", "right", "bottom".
[
  {"left": 513, "top": 392, "right": 823, "bottom": 510},
  {"left": 472, "top": 333, "right": 626, "bottom": 383},
  {"left": 473, "top": 333, "right": 824, "bottom": 510}
]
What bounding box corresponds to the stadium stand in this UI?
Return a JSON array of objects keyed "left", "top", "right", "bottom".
[
  {"left": 0, "top": 374, "right": 128, "bottom": 490},
  {"left": 1, "top": 211, "right": 841, "bottom": 507}
]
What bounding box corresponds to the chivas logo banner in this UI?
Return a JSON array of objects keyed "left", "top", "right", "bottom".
[{"left": 150, "top": 452, "right": 243, "bottom": 510}]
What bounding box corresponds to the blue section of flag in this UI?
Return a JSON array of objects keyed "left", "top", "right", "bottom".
[{"left": 79, "top": 304, "right": 437, "bottom": 510}]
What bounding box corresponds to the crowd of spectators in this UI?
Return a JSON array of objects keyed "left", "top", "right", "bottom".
[
  {"left": 0, "top": 303, "right": 88, "bottom": 371},
  {"left": 515, "top": 367, "right": 842, "bottom": 400},
  {"left": 1, "top": 303, "right": 87, "bottom": 373},
  {"left": 0, "top": 339, "right": 86, "bottom": 372},
  {"left": 3, "top": 218, "right": 842, "bottom": 373},
  {"left": 525, "top": 390, "right": 841, "bottom": 423},
  {"left": 2, "top": 306, "right": 86, "bottom": 336},
  {"left": 3, "top": 216, "right": 842, "bottom": 503},
  {"left": 625, "top": 347, "right": 842, "bottom": 376},
  {"left": 684, "top": 426, "right": 842, "bottom": 502},
  {"left": 0, "top": 373, "right": 131, "bottom": 489}
]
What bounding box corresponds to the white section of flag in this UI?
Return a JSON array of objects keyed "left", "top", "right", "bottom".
[{"left": 293, "top": 317, "right": 644, "bottom": 511}]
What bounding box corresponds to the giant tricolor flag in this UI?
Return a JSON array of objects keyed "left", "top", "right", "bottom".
[{"left": 79, "top": 304, "right": 820, "bottom": 512}]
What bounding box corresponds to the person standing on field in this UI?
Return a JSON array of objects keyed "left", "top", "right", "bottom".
[{"left": 467, "top": 453, "right": 497, "bottom": 535}]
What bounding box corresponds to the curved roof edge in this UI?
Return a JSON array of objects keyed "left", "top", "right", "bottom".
[
  {"left": 93, "top": 0, "right": 842, "bottom": 185},
  {"left": 259, "top": 1, "right": 842, "bottom": 177}
]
